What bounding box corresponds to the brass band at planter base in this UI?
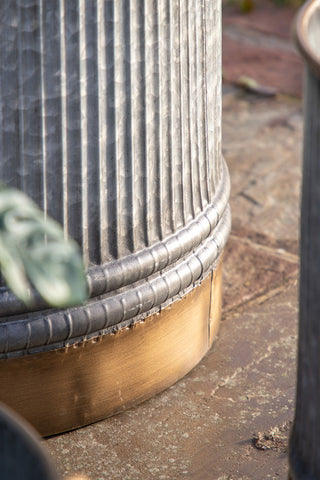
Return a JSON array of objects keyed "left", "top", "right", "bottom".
[{"left": 0, "top": 263, "right": 222, "bottom": 437}]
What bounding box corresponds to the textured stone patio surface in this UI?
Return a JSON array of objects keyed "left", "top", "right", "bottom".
[{"left": 47, "top": 3, "right": 304, "bottom": 479}]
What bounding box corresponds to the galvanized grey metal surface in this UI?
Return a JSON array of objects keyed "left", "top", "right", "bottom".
[{"left": 0, "top": 0, "right": 230, "bottom": 357}]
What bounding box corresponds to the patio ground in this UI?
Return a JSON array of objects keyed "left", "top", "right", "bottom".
[{"left": 46, "top": 2, "right": 304, "bottom": 479}]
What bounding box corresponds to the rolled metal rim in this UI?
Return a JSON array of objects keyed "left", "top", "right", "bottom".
[
  {"left": 295, "top": 0, "right": 320, "bottom": 77},
  {"left": 0, "top": 159, "right": 230, "bottom": 359},
  {"left": 0, "top": 266, "right": 223, "bottom": 437}
]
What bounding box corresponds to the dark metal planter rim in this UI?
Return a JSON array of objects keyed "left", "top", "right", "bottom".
[{"left": 295, "top": 0, "right": 320, "bottom": 77}]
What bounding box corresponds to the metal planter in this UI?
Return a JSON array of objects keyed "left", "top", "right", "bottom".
[{"left": 0, "top": 0, "right": 230, "bottom": 435}]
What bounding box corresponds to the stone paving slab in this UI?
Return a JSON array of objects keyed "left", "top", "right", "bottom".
[
  {"left": 189, "top": 282, "right": 298, "bottom": 480},
  {"left": 222, "top": 0, "right": 303, "bottom": 97},
  {"left": 223, "top": 88, "right": 302, "bottom": 250},
  {"left": 223, "top": 236, "right": 298, "bottom": 313}
]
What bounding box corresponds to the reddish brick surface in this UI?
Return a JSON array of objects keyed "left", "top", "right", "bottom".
[
  {"left": 223, "top": 0, "right": 298, "bottom": 39},
  {"left": 223, "top": 1, "right": 304, "bottom": 97}
]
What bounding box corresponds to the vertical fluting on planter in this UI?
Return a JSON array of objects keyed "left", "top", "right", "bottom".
[
  {"left": 0, "top": 0, "right": 230, "bottom": 348},
  {"left": 0, "top": 0, "right": 224, "bottom": 267},
  {"left": 290, "top": 1, "right": 320, "bottom": 478}
]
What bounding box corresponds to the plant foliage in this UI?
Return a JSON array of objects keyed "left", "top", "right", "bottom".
[{"left": 0, "top": 186, "right": 88, "bottom": 308}]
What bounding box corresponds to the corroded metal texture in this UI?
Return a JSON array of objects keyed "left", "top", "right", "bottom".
[
  {"left": 290, "top": 1, "right": 320, "bottom": 479},
  {"left": 0, "top": 0, "right": 229, "bottom": 359}
]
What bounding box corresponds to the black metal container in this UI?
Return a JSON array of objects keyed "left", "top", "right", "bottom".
[{"left": 290, "top": 1, "right": 320, "bottom": 478}]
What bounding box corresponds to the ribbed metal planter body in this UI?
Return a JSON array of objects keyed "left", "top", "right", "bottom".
[
  {"left": 0, "top": 0, "right": 230, "bottom": 358},
  {"left": 290, "top": 1, "right": 320, "bottom": 479}
]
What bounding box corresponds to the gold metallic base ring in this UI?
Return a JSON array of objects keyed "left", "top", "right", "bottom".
[{"left": 0, "top": 263, "right": 222, "bottom": 437}]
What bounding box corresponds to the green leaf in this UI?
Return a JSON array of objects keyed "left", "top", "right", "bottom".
[{"left": 0, "top": 187, "right": 88, "bottom": 308}]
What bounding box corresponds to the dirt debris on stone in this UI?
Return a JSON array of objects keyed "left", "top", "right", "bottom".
[{"left": 252, "top": 421, "right": 292, "bottom": 453}]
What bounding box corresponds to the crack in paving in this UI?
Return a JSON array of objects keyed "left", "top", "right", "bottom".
[
  {"left": 228, "top": 234, "right": 299, "bottom": 264},
  {"left": 224, "top": 276, "right": 298, "bottom": 319},
  {"left": 238, "top": 191, "right": 263, "bottom": 207}
]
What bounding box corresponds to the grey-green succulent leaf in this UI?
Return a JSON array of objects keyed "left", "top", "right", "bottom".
[{"left": 0, "top": 187, "right": 88, "bottom": 308}]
